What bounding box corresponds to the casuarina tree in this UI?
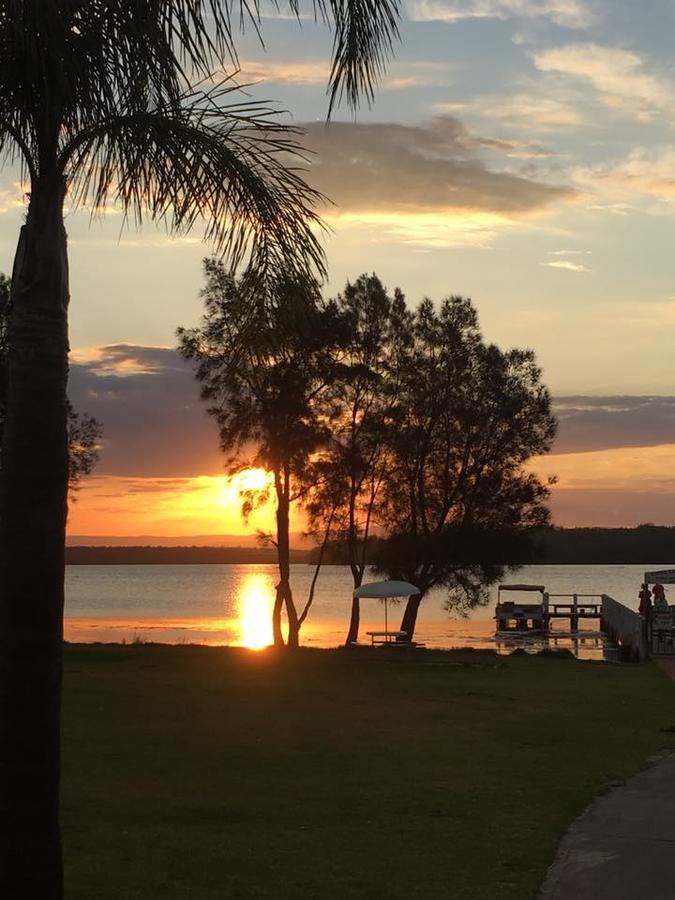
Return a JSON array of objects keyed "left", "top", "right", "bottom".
[
  {"left": 301, "top": 274, "right": 411, "bottom": 644},
  {"left": 179, "top": 259, "right": 350, "bottom": 648},
  {"left": 375, "top": 296, "right": 556, "bottom": 641},
  {"left": 0, "top": 2, "right": 400, "bottom": 895}
]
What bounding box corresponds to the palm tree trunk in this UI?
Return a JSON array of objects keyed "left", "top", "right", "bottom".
[{"left": 0, "top": 183, "right": 69, "bottom": 899}]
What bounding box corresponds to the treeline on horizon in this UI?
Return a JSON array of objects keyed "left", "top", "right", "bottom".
[{"left": 65, "top": 525, "right": 675, "bottom": 566}]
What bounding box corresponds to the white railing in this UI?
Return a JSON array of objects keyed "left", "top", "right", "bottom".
[{"left": 600, "top": 594, "right": 647, "bottom": 661}]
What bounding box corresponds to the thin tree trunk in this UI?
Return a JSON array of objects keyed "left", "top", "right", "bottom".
[
  {"left": 284, "top": 583, "right": 299, "bottom": 649},
  {"left": 344, "top": 555, "right": 362, "bottom": 646},
  {"left": 397, "top": 593, "right": 422, "bottom": 643},
  {"left": 275, "top": 471, "right": 300, "bottom": 649},
  {"left": 298, "top": 506, "right": 335, "bottom": 629},
  {"left": 344, "top": 485, "right": 362, "bottom": 646},
  {"left": 272, "top": 585, "right": 284, "bottom": 648},
  {"left": 344, "top": 596, "right": 361, "bottom": 646},
  {"left": 0, "top": 183, "right": 69, "bottom": 899}
]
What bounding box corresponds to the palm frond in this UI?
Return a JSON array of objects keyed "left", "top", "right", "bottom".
[
  {"left": 62, "top": 83, "right": 328, "bottom": 281},
  {"left": 320, "top": 0, "right": 401, "bottom": 112}
]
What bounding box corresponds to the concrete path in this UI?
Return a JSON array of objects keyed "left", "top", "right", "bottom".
[
  {"left": 656, "top": 657, "right": 675, "bottom": 680},
  {"left": 539, "top": 753, "right": 675, "bottom": 899}
]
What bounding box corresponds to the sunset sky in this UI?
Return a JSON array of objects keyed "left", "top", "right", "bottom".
[{"left": 7, "top": 0, "right": 675, "bottom": 537}]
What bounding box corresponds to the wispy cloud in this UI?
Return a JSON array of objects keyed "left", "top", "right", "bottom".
[
  {"left": 237, "top": 60, "right": 328, "bottom": 86},
  {"left": 439, "top": 93, "right": 584, "bottom": 131},
  {"left": 407, "top": 0, "right": 595, "bottom": 28},
  {"left": 235, "top": 59, "right": 455, "bottom": 90},
  {"left": 332, "top": 209, "right": 516, "bottom": 249},
  {"left": 534, "top": 44, "right": 673, "bottom": 121},
  {"left": 541, "top": 259, "right": 589, "bottom": 272},
  {"left": 572, "top": 146, "right": 675, "bottom": 214},
  {"left": 0, "top": 181, "right": 29, "bottom": 214}
]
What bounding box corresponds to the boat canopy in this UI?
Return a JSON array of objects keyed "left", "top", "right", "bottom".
[
  {"left": 498, "top": 584, "right": 545, "bottom": 593},
  {"left": 644, "top": 570, "right": 675, "bottom": 585}
]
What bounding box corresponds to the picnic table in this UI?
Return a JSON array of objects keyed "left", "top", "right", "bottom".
[{"left": 365, "top": 630, "right": 408, "bottom": 646}]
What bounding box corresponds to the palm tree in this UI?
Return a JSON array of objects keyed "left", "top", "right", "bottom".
[{"left": 0, "top": 2, "right": 400, "bottom": 896}]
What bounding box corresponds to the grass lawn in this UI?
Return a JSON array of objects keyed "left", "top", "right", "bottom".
[{"left": 62, "top": 645, "right": 675, "bottom": 899}]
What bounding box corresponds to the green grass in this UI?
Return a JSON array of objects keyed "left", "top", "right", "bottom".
[{"left": 61, "top": 645, "right": 675, "bottom": 899}]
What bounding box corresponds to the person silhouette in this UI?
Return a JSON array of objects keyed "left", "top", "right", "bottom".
[{"left": 652, "top": 583, "right": 668, "bottom": 611}]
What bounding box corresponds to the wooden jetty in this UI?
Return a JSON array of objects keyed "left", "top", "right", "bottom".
[
  {"left": 495, "top": 584, "right": 603, "bottom": 632},
  {"left": 495, "top": 584, "right": 650, "bottom": 661}
]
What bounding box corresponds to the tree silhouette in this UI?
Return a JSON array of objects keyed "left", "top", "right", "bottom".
[
  {"left": 0, "top": 3, "right": 401, "bottom": 894},
  {"left": 301, "top": 274, "right": 411, "bottom": 643},
  {"left": 375, "top": 296, "right": 556, "bottom": 641},
  {"left": 179, "top": 259, "right": 349, "bottom": 648}
]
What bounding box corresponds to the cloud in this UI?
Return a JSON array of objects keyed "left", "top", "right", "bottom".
[
  {"left": 576, "top": 145, "right": 675, "bottom": 203},
  {"left": 534, "top": 44, "right": 673, "bottom": 121},
  {"left": 302, "top": 117, "right": 573, "bottom": 246},
  {"left": 238, "top": 60, "right": 329, "bottom": 85},
  {"left": 68, "top": 347, "right": 675, "bottom": 530},
  {"left": 74, "top": 341, "right": 675, "bottom": 471},
  {"left": 302, "top": 118, "right": 575, "bottom": 245},
  {"left": 552, "top": 396, "right": 675, "bottom": 454},
  {"left": 69, "top": 345, "right": 222, "bottom": 477},
  {"left": 568, "top": 145, "right": 675, "bottom": 218},
  {"left": 407, "top": 0, "right": 594, "bottom": 28},
  {"left": 540, "top": 443, "right": 675, "bottom": 492},
  {"left": 71, "top": 343, "right": 179, "bottom": 375},
  {"left": 0, "top": 181, "right": 29, "bottom": 214},
  {"left": 235, "top": 59, "right": 455, "bottom": 90},
  {"left": 332, "top": 210, "right": 513, "bottom": 249},
  {"left": 443, "top": 44, "right": 673, "bottom": 137},
  {"left": 439, "top": 93, "right": 584, "bottom": 131},
  {"left": 541, "top": 259, "right": 589, "bottom": 272}
]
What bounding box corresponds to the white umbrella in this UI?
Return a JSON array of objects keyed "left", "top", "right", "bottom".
[{"left": 353, "top": 580, "right": 420, "bottom": 637}]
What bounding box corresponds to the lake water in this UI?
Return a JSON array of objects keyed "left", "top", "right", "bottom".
[{"left": 64, "top": 563, "right": 663, "bottom": 659}]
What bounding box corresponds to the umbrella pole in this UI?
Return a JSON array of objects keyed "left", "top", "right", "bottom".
[{"left": 385, "top": 597, "right": 388, "bottom": 641}]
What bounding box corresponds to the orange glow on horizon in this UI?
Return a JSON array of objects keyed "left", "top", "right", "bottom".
[{"left": 67, "top": 468, "right": 304, "bottom": 538}]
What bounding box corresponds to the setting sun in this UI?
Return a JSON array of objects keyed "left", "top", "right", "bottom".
[{"left": 230, "top": 467, "right": 274, "bottom": 495}]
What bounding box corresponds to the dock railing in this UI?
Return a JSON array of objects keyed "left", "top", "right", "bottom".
[
  {"left": 546, "top": 593, "right": 603, "bottom": 631},
  {"left": 600, "top": 594, "right": 647, "bottom": 661}
]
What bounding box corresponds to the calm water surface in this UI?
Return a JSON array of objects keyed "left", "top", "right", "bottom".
[{"left": 64, "top": 563, "right": 664, "bottom": 658}]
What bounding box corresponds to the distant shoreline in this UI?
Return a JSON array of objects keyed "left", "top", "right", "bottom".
[
  {"left": 65, "top": 546, "right": 313, "bottom": 565},
  {"left": 65, "top": 526, "right": 675, "bottom": 565}
]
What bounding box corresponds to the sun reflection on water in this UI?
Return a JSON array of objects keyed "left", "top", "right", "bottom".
[{"left": 236, "top": 572, "right": 275, "bottom": 649}]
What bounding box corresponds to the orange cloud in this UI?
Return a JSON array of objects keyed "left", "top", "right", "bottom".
[{"left": 531, "top": 443, "right": 675, "bottom": 493}]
